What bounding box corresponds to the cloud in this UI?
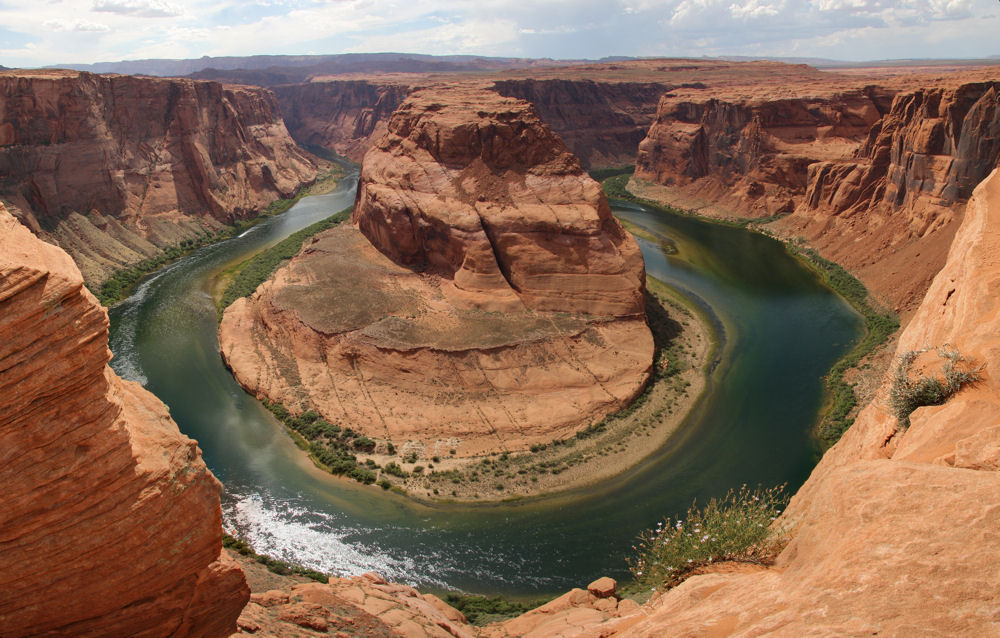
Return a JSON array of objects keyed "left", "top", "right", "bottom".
[
  {"left": 43, "top": 19, "right": 111, "bottom": 31},
  {"left": 91, "top": 0, "right": 183, "bottom": 18}
]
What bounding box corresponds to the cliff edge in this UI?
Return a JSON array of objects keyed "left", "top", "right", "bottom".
[
  {"left": 0, "top": 69, "right": 318, "bottom": 287},
  {"left": 0, "top": 203, "right": 249, "bottom": 636}
]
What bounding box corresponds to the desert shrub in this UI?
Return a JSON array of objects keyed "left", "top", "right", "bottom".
[
  {"left": 889, "top": 347, "right": 980, "bottom": 428},
  {"left": 629, "top": 484, "right": 787, "bottom": 591},
  {"left": 442, "top": 593, "right": 552, "bottom": 626},
  {"left": 222, "top": 534, "right": 328, "bottom": 583},
  {"left": 383, "top": 462, "right": 406, "bottom": 477}
]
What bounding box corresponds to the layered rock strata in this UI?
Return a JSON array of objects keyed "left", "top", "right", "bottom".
[
  {"left": 0, "top": 204, "right": 248, "bottom": 636},
  {"left": 220, "top": 86, "right": 652, "bottom": 456},
  {"left": 635, "top": 77, "right": 1000, "bottom": 311},
  {"left": 273, "top": 80, "right": 410, "bottom": 162},
  {"left": 777, "top": 81, "right": 1000, "bottom": 310},
  {"left": 585, "top": 168, "right": 1000, "bottom": 636},
  {"left": 0, "top": 69, "right": 317, "bottom": 286}
]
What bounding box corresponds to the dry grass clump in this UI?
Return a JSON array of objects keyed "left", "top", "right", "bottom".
[
  {"left": 629, "top": 484, "right": 788, "bottom": 591},
  {"left": 889, "top": 346, "right": 981, "bottom": 429}
]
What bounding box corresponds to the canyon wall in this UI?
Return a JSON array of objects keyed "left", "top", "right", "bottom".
[
  {"left": 0, "top": 203, "right": 248, "bottom": 636},
  {"left": 778, "top": 81, "right": 1000, "bottom": 310},
  {"left": 271, "top": 77, "right": 672, "bottom": 169},
  {"left": 634, "top": 77, "right": 1000, "bottom": 311},
  {"left": 0, "top": 69, "right": 317, "bottom": 286},
  {"left": 605, "top": 166, "right": 1000, "bottom": 638},
  {"left": 220, "top": 86, "right": 653, "bottom": 457},
  {"left": 273, "top": 80, "right": 410, "bottom": 162},
  {"left": 491, "top": 79, "right": 672, "bottom": 168}
]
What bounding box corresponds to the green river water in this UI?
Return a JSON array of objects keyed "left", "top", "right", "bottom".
[{"left": 108, "top": 173, "right": 862, "bottom": 595}]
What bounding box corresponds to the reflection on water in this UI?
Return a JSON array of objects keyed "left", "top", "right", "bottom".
[{"left": 108, "top": 177, "right": 861, "bottom": 595}]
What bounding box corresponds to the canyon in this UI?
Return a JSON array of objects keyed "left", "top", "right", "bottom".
[
  {"left": 1, "top": 54, "right": 998, "bottom": 636},
  {"left": 0, "top": 69, "right": 318, "bottom": 287},
  {"left": 219, "top": 86, "right": 653, "bottom": 459}
]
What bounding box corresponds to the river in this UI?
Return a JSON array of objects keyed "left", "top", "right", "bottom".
[{"left": 108, "top": 172, "right": 861, "bottom": 596}]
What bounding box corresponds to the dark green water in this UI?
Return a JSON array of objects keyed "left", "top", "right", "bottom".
[{"left": 108, "top": 177, "right": 861, "bottom": 596}]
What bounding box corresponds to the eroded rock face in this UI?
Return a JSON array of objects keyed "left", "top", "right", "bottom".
[
  {"left": 634, "top": 77, "right": 1000, "bottom": 312},
  {"left": 0, "top": 69, "right": 317, "bottom": 286},
  {"left": 273, "top": 80, "right": 410, "bottom": 162},
  {"left": 635, "top": 89, "right": 893, "bottom": 219},
  {"left": 354, "top": 86, "right": 646, "bottom": 316},
  {"left": 220, "top": 86, "right": 652, "bottom": 456},
  {"left": 0, "top": 203, "right": 248, "bottom": 636},
  {"left": 594, "top": 169, "right": 1000, "bottom": 637},
  {"left": 779, "top": 81, "right": 1000, "bottom": 311}
]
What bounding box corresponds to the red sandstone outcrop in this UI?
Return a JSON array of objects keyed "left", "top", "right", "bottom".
[
  {"left": 583, "top": 168, "right": 1000, "bottom": 636},
  {"left": 0, "top": 203, "right": 248, "bottom": 636},
  {"left": 634, "top": 72, "right": 1000, "bottom": 311},
  {"left": 777, "top": 81, "right": 1000, "bottom": 311},
  {"left": 0, "top": 69, "right": 318, "bottom": 286},
  {"left": 220, "top": 86, "right": 652, "bottom": 457},
  {"left": 273, "top": 80, "right": 410, "bottom": 162}
]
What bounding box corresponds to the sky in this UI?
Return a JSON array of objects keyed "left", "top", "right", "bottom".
[{"left": 0, "top": 0, "right": 998, "bottom": 68}]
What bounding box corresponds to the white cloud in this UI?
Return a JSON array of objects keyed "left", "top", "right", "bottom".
[
  {"left": 43, "top": 19, "right": 111, "bottom": 31},
  {"left": 91, "top": 0, "right": 183, "bottom": 18}
]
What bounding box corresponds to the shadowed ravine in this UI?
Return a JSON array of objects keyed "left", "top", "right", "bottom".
[{"left": 108, "top": 173, "right": 862, "bottom": 596}]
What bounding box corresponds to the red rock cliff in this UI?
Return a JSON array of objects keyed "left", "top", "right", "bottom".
[
  {"left": 0, "top": 69, "right": 317, "bottom": 286},
  {"left": 354, "top": 85, "right": 646, "bottom": 316},
  {"left": 604, "top": 166, "right": 1000, "bottom": 638},
  {"left": 220, "top": 86, "right": 652, "bottom": 457},
  {"left": 778, "top": 81, "right": 1000, "bottom": 310},
  {"left": 0, "top": 202, "right": 248, "bottom": 636},
  {"left": 273, "top": 80, "right": 409, "bottom": 162}
]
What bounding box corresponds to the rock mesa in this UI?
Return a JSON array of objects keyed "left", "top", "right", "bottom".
[
  {"left": 0, "top": 203, "right": 248, "bottom": 637},
  {"left": 220, "top": 86, "right": 652, "bottom": 456}
]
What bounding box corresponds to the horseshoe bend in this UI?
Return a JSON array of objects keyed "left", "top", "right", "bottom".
[
  {"left": 219, "top": 86, "right": 656, "bottom": 463},
  {"left": 1, "top": 51, "right": 1000, "bottom": 637}
]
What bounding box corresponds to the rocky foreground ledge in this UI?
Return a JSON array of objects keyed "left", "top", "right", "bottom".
[
  {"left": 220, "top": 86, "right": 653, "bottom": 458},
  {"left": 0, "top": 203, "right": 248, "bottom": 636}
]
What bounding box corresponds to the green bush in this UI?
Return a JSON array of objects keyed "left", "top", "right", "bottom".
[
  {"left": 442, "top": 593, "right": 552, "bottom": 626},
  {"left": 222, "top": 534, "right": 328, "bottom": 583},
  {"left": 889, "top": 347, "right": 980, "bottom": 428},
  {"left": 629, "top": 484, "right": 787, "bottom": 591}
]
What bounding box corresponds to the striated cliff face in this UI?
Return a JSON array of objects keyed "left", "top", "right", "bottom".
[
  {"left": 635, "top": 88, "right": 894, "bottom": 218},
  {"left": 634, "top": 77, "right": 1000, "bottom": 311},
  {"left": 273, "top": 80, "right": 409, "bottom": 162},
  {"left": 778, "top": 81, "right": 1000, "bottom": 310},
  {"left": 593, "top": 168, "right": 1000, "bottom": 636},
  {"left": 0, "top": 69, "right": 317, "bottom": 286},
  {"left": 272, "top": 76, "right": 672, "bottom": 169},
  {"left": 220, "top": 86, "right": 652, "bottom": 457},
  {"left": 0, "top": 204, "right": 248, "bottom": 636},
  {"left": 491, "top": 79, "right": 673, "bottom": 168}
]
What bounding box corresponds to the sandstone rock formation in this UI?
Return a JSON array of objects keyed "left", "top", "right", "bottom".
[
  {"left": 587, "top": 167, "right": 1000, "bottom": 636},
  {"left": 0, "top": 69, "right": 318, "bottom": 286},
  {"left": 220, "top": 86, "right": 652, "bottom": 457},
  {"left": 0, "top": 203, "right": 248, "bottom": 636},
  {"left": 273, "top": 80, "right": 410, "bottom": 162},
  {"left": 634, "top": 72, "right": 1000, "bottom": 311},
  {"left": 778, "top": 81, "right": 1000, "bottom": 311}
]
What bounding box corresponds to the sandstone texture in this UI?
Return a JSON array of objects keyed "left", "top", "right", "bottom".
[
  {"left": 0, "top": 204, "right": 248, "bottom": 636},
  {"left": 634, "top": 69, "right": 1000, "bottom": 311},
  {"left": 220, "top": 86, "right": 652, "bottom": 456},
  {"left": 577, "top": 167, "right": 1000, "bottom": 637},
  {"left": 274, "top": 80, "right": 410, "bottom": 162},
  {"left": 234, "top": 564, "right": 637, "bottom": 638},
  {"left": 270, "top": 60, "right": 841, "bottom": 170},
  {"left": 0, "top": 69, "right": 318, "bottom": 286}
]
